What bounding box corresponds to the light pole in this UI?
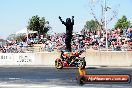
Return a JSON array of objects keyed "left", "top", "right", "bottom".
[
  {"left": 27, "top": 28, "right": 29, "bottom": 44},
  {"left": 91, "top": 0, "right": 108, "bottom": 50},
  {"left": 104, "top": 0, "right": 108, "bottom": 51}
]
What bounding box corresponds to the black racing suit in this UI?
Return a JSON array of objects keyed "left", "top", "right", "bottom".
[{"left": 59, "top": 17, "right": 74, "bottom": 52}]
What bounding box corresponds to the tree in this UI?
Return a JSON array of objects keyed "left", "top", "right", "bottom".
[
  {"left": 7, "top": 34, "right": 26, "bottom": 42},
  {"left": 84, "top": 20, "right": 100, "bottom": 32},
  {"left": 114, "top": 15, "right": 130, "bottom": 29},
  {"left": 27, "top": 15, "right": 51, "bottom": 36},
  {"left": 7, "top": 34, "right": 16, "bottom": 40}
]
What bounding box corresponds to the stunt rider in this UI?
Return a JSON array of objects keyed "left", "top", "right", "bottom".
[
  {"left": 58, "top": 16, "right": 74, "bottom": 52},
  {"left": 59, "top": 16, "right": 74, "bottom": 65}
]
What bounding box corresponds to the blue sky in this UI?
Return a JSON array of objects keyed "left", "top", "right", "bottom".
[{"left": 0, "top": 0, "right": 132, "bottom": 39}]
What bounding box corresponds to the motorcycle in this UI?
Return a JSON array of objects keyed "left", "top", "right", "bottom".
[{"left": 55, "top": 50, "right": 86, "bottom": 69}]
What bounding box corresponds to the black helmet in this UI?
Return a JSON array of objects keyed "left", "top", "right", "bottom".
[{"left": 66, "top": 18, "right": 71, "bottom": 23}]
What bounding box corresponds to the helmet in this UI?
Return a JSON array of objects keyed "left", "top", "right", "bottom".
[{"left": 66, "top": 18, "right": 71, "bottom": 23}]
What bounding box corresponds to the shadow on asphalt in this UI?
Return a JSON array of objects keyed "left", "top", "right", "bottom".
[{"left": 86, "top": 67, "right": 98, "bottom": 69}]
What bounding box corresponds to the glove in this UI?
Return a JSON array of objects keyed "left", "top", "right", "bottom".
[{"left": 59, "top": 16, "right": 61, "bottom": 19}]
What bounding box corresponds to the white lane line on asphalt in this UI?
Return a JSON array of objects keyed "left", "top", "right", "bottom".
[
  {"left": 0, "top": 84, "right": 24, "bottom": 87},
  {"left": 0, "top": 84, "right": 54, "bottom": 88},
  {"left": 8, "top": 78, "right": 20, "bottom": 80},
  {"left": 50, "top": 87, "right": 66, "bottom": 88},
  {"left": 0, "top": 84, "right": 69, "bottom": 88},
  {"left": 0, "top": 84, "right": 46, "bottom": 88}
]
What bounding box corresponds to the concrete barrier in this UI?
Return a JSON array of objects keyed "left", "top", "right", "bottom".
[
  {"left": 81, "top": 51, "right": 132, "bottom": 66},
  {"left": 34, "top": 52, "right": 60, "bottom": 65},
  {"left": 0, "top": 51, "right": 132, "bottom": 66}
]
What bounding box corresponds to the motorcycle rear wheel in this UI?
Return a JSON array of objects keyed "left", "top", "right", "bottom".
[{"left": 78, "top": 57, "right": 86, "bottom": 69}]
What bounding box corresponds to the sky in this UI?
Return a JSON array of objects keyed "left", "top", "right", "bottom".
[{"left": 0, "top": 0, "right": 132, "bottom": 39}]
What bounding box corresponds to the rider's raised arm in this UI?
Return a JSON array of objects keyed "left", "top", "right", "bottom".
[
  {"left": 72, "top": 16, "right": 74, "bottom": 25},
  {"left": 59, "top": 16, "right": 66, "bottom": 25}
]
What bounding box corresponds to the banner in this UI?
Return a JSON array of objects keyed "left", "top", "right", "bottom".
[{"left": 0, "top": 53, "right": 35, "bottom": 65}]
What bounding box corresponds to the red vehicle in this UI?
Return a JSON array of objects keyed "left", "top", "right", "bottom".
[{"left": 55, "top": 50, "right": 86, "bottom": 69}]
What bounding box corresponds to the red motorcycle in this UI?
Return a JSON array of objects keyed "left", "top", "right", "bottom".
[{"left": 55, "top": 50, "right": 86, "bottom": 69}]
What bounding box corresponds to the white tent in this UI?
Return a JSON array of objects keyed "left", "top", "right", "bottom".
[
  {"left": 16, "top": 28, "right": 38, "bottom": 43},
  {"left": 16, "top": 28, "right": 37, "bottom": 34}
]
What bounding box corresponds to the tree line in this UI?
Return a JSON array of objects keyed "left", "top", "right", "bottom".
[
  {"left": 7, "top": 14, "right": 131, "bottom": 42},
  {"left": 83, "top": 15, "right": 131, "bottom": 32}
]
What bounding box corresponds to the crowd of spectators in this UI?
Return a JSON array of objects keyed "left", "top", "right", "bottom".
[
  {"left": 0, "top": 28, "right": 132, "bottom": 53},
  {"left": 81, "top": 28, "right": 132, "bottom": 51},
  {"left": 41, "top": 28, "right": 132, "bottom": 52},
  {"left": 0, "top": 42, "right": 25, "bottom": 53}
]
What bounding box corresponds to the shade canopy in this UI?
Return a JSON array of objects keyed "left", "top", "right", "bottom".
[{"left": 16, "top": 28, "right": 37, "bottom": 34}]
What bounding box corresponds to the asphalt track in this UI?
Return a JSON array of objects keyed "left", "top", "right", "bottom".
[{"left": 0, "top": 67, "right": 131, "bottom": 88}]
